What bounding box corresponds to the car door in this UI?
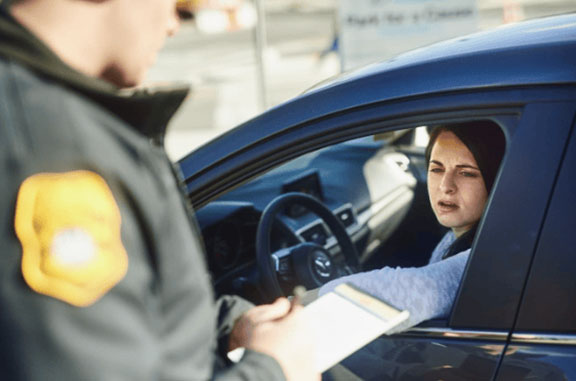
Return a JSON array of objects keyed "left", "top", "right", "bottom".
[
  {"left": 494, "top": 117, "right": 576, "bottom": 380},
  {"left": 179, "top": 89, "right": 576, "bottom": 379}
]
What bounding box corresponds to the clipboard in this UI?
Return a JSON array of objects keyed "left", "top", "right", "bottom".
[{"left": 228, "top": 283, "right": 410, "bottom": 372}]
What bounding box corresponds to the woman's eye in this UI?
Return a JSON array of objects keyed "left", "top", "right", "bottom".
[
  {"left": 460, "top": 171, "right": 479, "bottom": 178},
  {"left": 429, "top": 168, "right": 443, "bottom": 173}
]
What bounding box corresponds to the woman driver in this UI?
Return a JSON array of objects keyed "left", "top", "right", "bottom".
[{"left": 318, "top": 121, "right": 506, "bottom": 330}]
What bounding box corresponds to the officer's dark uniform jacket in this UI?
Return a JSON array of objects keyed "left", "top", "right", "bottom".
[{"left": 0, "top": 8, "right": 285, "bottom": 381}]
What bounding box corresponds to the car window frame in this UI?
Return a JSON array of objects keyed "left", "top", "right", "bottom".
[{"left": 181, "top": 88, "right": 576, "bottom": 334}]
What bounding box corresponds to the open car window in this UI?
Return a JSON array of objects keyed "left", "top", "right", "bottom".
[{"left": 195, "top": 120, "right": 507, "bottom": 325}]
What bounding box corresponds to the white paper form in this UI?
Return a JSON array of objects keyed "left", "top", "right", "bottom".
[{"left": 306, "top": 283, "right": 410, "bottom": 372}]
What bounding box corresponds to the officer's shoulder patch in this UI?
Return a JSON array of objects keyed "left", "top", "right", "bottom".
[{"left": 14, "top": 170, "right": 128, "bottom": 307}]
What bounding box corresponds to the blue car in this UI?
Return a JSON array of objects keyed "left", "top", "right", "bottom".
[{"left": 179, "top": 13, "right": 576, "bottom": 379}]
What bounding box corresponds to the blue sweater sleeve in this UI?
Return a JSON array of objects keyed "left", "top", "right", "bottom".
[{"left": 318, "top": 249, "right": 470, "bottom": 332}]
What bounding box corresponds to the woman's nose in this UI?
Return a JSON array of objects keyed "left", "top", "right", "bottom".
[{"left": 440, "top": 172, "right": 456, "bottom": 194}]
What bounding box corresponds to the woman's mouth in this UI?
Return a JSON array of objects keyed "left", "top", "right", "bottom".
[{"left": 438, "top": 200, "right": 458, "bottom": 212}]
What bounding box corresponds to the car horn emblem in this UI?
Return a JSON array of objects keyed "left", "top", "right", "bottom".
[{"left": 312, "top": 251, "right": 332, "bottom": 278}]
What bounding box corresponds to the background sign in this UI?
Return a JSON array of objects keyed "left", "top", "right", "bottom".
[{"left": 338, "top": 0, "right": 478, "bottom": 70}]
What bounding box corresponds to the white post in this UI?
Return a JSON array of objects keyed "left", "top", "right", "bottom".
[{"left": 253, "top": 0, "right": 268, "bottom": 111}]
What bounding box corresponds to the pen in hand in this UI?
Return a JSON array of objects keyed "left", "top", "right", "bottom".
[
  {"left": 290, "top": 285, "right": 306, "bottom": 312},
  {"left": 227, "top": 285, "right": 307, "bottom": 363}
]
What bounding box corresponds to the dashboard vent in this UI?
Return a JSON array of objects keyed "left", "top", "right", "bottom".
[
  {"left": 299, "top": 222, "right": 330, "bottom": 245},
  {"left": 336, "top": 206, "right": 356, "bottom": 228}
]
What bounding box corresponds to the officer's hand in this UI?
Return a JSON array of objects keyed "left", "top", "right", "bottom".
[
  {"left": 230, "top": 298, "right": 319, "bottom": 381},
  {"left": 229, "top": 298, "right": 293, "bottom": 351}
]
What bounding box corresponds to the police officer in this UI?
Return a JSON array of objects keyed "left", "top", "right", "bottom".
[{"left": 0, "top": 0, "right": 318, "bottom": 380}]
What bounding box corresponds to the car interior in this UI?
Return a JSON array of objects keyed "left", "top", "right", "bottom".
[{"left": 195, "top": 124, "right": 459, "bottom": 305}]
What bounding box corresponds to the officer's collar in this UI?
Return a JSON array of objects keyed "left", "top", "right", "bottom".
[{"left": 0, "top": 8, "right": 189, "bottom": 143}]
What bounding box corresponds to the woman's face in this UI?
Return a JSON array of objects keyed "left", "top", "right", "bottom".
[{"left": 427, "top": 130, "right": 488, "bottom": 237}]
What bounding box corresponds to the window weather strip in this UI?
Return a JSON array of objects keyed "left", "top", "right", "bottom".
[
  {"left": 400, "top": 327, "right": 509, "bottom": 342},
  {"left": 511, "top": 332, "right": 576, "bottom": 346}
]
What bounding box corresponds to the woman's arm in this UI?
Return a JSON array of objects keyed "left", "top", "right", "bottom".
[{"left": 319, "top": 250, "right": 470, "bottom": 332}]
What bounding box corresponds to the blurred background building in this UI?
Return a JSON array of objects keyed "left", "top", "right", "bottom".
[{"left": 145, "top": 0, "right": 576, "bottom": 160}]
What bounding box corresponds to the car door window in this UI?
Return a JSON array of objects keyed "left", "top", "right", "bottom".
[{"left": 197, "top": 118, "right": 510, "bottom": 320}]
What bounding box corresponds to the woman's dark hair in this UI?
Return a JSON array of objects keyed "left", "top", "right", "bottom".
[{"left": 425, "top": 121, "right": 506, "bottom": 258}]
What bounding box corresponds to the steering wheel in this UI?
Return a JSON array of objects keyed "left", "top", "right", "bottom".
[{"left": 256, "top": 192, "right": 360, "bottom": 301}]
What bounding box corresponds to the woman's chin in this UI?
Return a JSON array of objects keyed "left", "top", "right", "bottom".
[{"left": 437, "top": 216, "right": 462, "bottom": 231}]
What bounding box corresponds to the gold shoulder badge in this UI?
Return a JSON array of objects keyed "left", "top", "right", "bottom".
[{"left": 14, "top": 170, "right": 128, "bottom": 307}]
